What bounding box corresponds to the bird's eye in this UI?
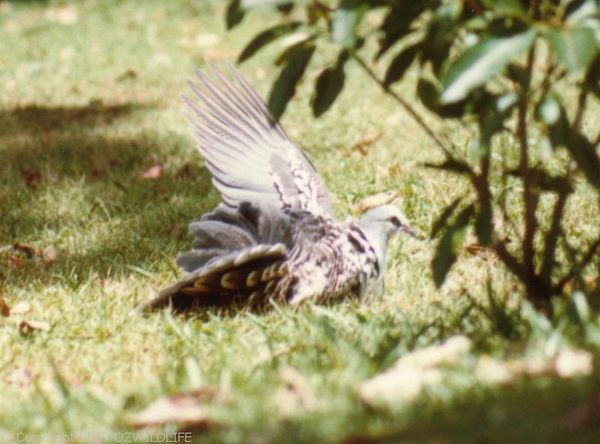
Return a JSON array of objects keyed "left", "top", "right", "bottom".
[{"left": 390, "top": 216, "right": 401, "bottom": 227}]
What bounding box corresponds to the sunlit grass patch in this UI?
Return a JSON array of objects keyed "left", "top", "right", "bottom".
[{"left": 1, "top": 1, "right": 599, "bottom": 443}]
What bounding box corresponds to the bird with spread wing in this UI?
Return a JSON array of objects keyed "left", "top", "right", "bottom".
[{"left": 141, "top": 64, "right": 416, "bottom": 311}]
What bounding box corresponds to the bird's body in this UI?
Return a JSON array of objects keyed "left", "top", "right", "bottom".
[{"left": 142, "top": 64, "right": 414, "bottom": 311}]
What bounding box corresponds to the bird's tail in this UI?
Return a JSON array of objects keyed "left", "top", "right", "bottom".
[{"left": 139, "top": 203, "right": 292, "bottom": 311}]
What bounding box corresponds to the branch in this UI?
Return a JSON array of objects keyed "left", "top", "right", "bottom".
[
  {"left": 556, "top": 236, "right": 600, "bottom": 293},
  {"left": 573, "top": 87, "right": 588, "bottom": 131},
  {"left": 540, "top": 191, "right": 569, "bottom": 283},
  {"left": 519, "top": 44, "right": 538, "bottom": 277},
  {"left": 354, "top": 55, "right": 456, "bottom": 157}
]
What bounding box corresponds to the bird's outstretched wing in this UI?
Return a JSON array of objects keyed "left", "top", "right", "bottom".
[{"left": 184, "top": 63, "right": 332, "bottom": 217}]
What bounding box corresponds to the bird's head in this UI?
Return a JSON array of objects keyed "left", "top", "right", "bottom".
[
  {"left": 357, "top": 204, "right": 418, "bottom": 265},
  {"left": 358, "top": 204, "right": 417, "bottom": 240}
]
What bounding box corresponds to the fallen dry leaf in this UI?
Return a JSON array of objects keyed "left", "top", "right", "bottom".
[
  {"left": 360, "top": 366, "right": 442, "bottom": 406},
  {"left": 18, "top": 320, "right": 51, "bottom": 335},
  {"left": 352, "top": 132, "right": 382, "bottom": 156},
  {"left": 355, "top": 191, "right": 399, "bottom": 213},
  {"left": 555, "top": 349, "right": 593, "bottom": 378},
  {"left": 5, "top": 366, "right": 34, "bottom": 389},
  {"left": 202, "top": 47, "right": 237, "bottom": 61},
  {"left": 465, "top": 243, "right": 496, "bottom": 261},
  {"left": 11, "top": 302, "right": 31, "bottom": 315},
  {"left": 46, "top": 5, "right": 79, "bottom": 25},
  {"left": 395, "top": 335, "right": 471, "bottom": 369},
  {"left": 0, "top": 293, "right": 10, "bottom": 317},
  {"left": 276, "top": 367, "right": 317, "bottom": 417},
  {"left": 139, "top": 165, "right": 164, "bottom": 180},
  {"left": 128, "top": 390, "right": 218, "bottom": 429},
  {"left": 474, "top": 356, "right": 512, "bottom": 384},
  {"left": 359, "top": 336, "right": 471, "bottom": 406},
  {"left": 117, "top": 68, "right": 138, "bottom": 81},
  {"left": 7, "top": 255, "right": 25, "bottom": 270},
  {"left": 42, "top": 246, "right": 59, "bottom": 264},
  {"left": 13, "top": 242, "right": 36, "bottom": 257},
  {"left": 195, "top": 33, "right": 220, "bottom": 47}
]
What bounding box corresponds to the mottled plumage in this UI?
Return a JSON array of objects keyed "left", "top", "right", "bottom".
[{"left": 141, "top": 64, "right": 415, "bottom": 311}]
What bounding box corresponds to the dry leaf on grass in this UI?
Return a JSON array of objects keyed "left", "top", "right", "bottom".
[
  {"left": 355, "top": 191, "right": 399, "bottom": 213},
  {"left": 2, "top": 243, "right": 59, "bottom": 268},
  {"left": 5, "top": 366, "right": 34, "bottom": 389},
  {"left": 117, "top": 68, "right": 138, "bottom": 81},
  {"left": 11, "top": 302, "right": 31, "bottom": 315},
  {"left": 352, "top": 132, "right": 382, "bottom": 156},
  {"left": 0, "top": 293, "right": 10, "bottom": 317},
  {"left": 46, "top": 5, "right": 79, "bottom": 25},
  {"left": 275, "top": 367, "right": 317, "bottom": 417},
  {"left": 476, "top": 348, "right": 592, "bottom": 386},
  {"left": 13, "top": 243, "right": 36, "bottom": 257},
  {"left": 20, "top": 168, "right": 42, "bottom": 188},
  {"left": 128, "top": 389, "right": 219, "bottom": 430},
  {"left": 6, "top": 255, "right": 25, "bottom": 270},
  {"left": 555, "top": 349, "right": 593, "bottom": 378},
  {"left": 359, "top": 336, "right": 471, "bottom": 406},
  {"left": 18, "top": 320, "right": 51, "bottom": 335},
  {"left": 464, "top": 243, "right": 496, "bottom": 261},
  {"left": 474, "top": 356, "right": 512, "bottom": 384},
  {"left": 139, "top": 165, "right": 164, "bottom": 180},
  {"left": 42, "top": 246, "right": 59, "bottom": 264},
  {"left": 194, "top": 33, "right": 220, "bottom": 47}
]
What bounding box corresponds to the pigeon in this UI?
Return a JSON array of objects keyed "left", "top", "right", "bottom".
[{"left": 141, "top": 64, "right": 416, "bottom": 311}]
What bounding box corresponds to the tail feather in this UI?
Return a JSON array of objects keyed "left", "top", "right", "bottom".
[
  {"left": 140, "top": 244, "right": 287, "bottom": 311},
  {"left": 141, "top": 202, "right": 293, "bottom": 311}
]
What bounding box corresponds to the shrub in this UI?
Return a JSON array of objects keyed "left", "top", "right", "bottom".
[{"left": 226, "top": 0, "right": 600, "bottom": 314}]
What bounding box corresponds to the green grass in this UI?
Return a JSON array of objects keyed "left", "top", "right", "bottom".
[{"left": 0, "top": 1, "right": 599, "bottom": 443}]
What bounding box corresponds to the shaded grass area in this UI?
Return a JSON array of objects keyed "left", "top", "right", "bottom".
[{"left": 0, "top": 1, "right": 599, "bottom": 443}]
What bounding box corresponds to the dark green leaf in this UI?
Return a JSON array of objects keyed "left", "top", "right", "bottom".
[
  {"left": 440, "top": 29, "right": 535, "bottom": 103},
  {"left": 276, "top": 2, "right": 294, "bottom": 14},
  {"left": 421, "top": 2, "right": 462, "bottom": 75},
  {"left": 506, "top": 63, "right": 529, "bottom": 86},
  {"left": 546, "top": 27, "right": 598, "bottom": 75},
  {"left": 376, "top": 2, "right": 431, "bottom": 59},
  {"left": 274, "top": 33, "right": 316, "bottom": 65},
  {"left": 383, "top": 44, "right": 419, "bottom": 87},
  {"left": 311, "top": 51, "right": 349, "bottom": 117},
  {"left": 417, "top": 79, "right": 467, "bottom": 119},
  {"left": 268, "top": 45, "right": 315, "bottom": 120},
  {"left": 431, "top": 196, "right": 463, "bottom": 238},
  {"left": 226, "top": 0, "right": 245, "bottom": 29},
  {"left": 432, "top": 205, "right": 474, "bottom": 287},
  {"left": 238, "top": 22, "right": 302, "bottom": 63}
]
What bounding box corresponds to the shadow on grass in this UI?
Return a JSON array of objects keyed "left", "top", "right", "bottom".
[
  {"left": 0, "top": 102, "right": 215, "bottom": 287},
  {"left": 0, "top": 102, "right": 156, "bottom": 179}
]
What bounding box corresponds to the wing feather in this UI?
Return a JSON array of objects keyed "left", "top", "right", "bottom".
[{"left": 184, "top": 63, "right": 332, "bottom": 216}]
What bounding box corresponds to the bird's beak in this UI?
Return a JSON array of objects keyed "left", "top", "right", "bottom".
[{"left": 401, "top": 224, "right": 422, "bottom": 240}]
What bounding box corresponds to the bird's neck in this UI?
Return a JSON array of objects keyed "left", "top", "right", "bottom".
[{"left": 356, "top": 222, "right": 388, "bottom": 267}]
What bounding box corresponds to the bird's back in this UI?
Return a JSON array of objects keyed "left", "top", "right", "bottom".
[{"left": 280, "top": 212, "right": 380, "bottom": 305}]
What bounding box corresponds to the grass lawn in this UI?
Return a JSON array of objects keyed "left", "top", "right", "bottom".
[{"left": 1, "top": 1, "right": 599, "bottom": 442}]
